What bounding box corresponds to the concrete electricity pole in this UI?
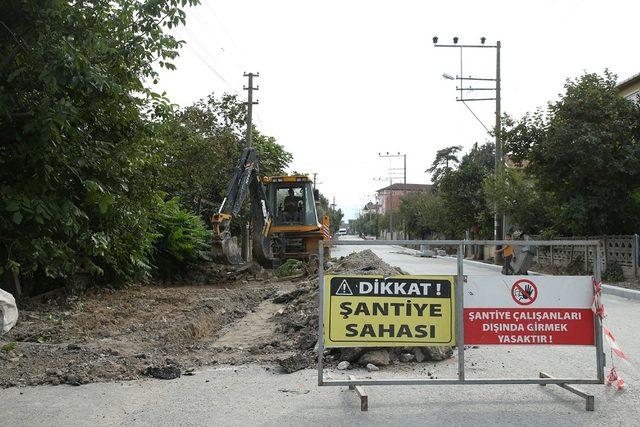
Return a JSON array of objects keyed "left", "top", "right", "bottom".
[
  {"left": 243, "top": 72, "right": 259, "bottom": 148},
  {"left": 433, "top": 36, "right": 503, "bottom": 261},
  {"left": 242, "top": 72, "right": 259, "bottom": 261}
]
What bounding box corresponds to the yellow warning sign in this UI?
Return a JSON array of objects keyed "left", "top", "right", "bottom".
[{"left": 323, "top": 275, "right": 455, "bottom": 347}]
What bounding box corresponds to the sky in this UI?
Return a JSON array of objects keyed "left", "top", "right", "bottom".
[{"left": 156, "top": 0, "right": 640, "bottom": 220}]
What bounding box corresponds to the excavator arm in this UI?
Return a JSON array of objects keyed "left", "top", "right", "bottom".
[{"left": 211, "top": 147, "right": 274, "bottom": 267}]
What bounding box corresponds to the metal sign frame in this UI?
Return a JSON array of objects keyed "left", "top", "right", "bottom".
[{"left": 316, "top": 239, "right": 604, "bottom": 411}]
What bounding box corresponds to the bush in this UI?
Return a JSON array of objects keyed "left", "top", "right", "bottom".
[
  {"left": 276, "top": 259, "right": 303, "bottom": 278},
  {"left": 151, "top": 195, "right": 211, "bottom": 278},
  {"left": 0, "top": 0, "right": 196, "bottom": 293},
  {"left": 603, "top": 261, "right": 625, "bottom": 283},
  {"left": 1, "top": 342, "right": 16, "bottom": 353}
]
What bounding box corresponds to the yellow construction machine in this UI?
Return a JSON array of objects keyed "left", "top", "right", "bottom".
[{"left": 211, "top": 146, "right": 330, "bottom": 268}]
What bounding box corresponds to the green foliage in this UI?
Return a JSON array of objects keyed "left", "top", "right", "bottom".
[
  {"left": 436, "top": 143, "right": 495, "bottom": 237},
  {"left": 0, "top": 0, "right": 198, "bottom": 291},
  {"left": 427, "top": 145, "right": 462, "bottom": 184},
  {"left": 352, "top": 212, "right": 382, "bottom": 237},
  {"left": 316, "top": 193, "right": 344, "bottom": 234},
  {"left": 151, "top": 195, "right": 211, "bottom": 277},
  {"left": 275, "top": 259, "right": 303, "bottom": 277},
  {"left": 603, "top": 261, "right": 624, "bottom": 283},
  {"left": 483, "top": 166, "right": 552, "bottom": 235},
  {"left": 391, "top": 143, "right": 495, "bottom": 239},
  {"left": 1, "top": 342, "right": 16, "bottom": 353},
  {"left": 502, "top": 71, "right": 640, "bottom": 235},
  {"left": 156, "top": 94, "right": 292, "bottom": 222},
  {"left": 399, "top": 192, "right": 447, "bottom": 238}
]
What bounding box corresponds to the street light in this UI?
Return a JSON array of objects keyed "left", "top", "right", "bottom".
[
  {"left": 442, "top": 73, "right": 455, "bottom": 80},
  {"left": 433, "top": 35, "right": 504, "bottom": 261}
]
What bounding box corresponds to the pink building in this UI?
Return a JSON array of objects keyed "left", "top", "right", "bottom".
[{"left": 376, "top": 183, "right": 432, "bottom": 214}]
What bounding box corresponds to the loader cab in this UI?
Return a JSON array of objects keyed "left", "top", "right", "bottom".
[
  {"left": 264, "top": 176, "right": 318, "bottom": 227},
  {"left": 262, "top": 174, "right": 329, "bottom": 262}
]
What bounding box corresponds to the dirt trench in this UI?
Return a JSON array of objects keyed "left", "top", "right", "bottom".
[
  {"left": 0, "top": 250, "right": 452, "bottom": 387},
  {"left": 0, "top": 267, "right": 299, "bottom": 388}
]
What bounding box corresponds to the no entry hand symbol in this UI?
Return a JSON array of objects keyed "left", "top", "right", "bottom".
[{"left": 511, "top": 279, "right": 538, "bottom": 305}]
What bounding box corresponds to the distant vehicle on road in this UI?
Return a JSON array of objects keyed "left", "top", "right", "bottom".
[{"left": 337, "top": 228, "right": 347, "bottom": 235}]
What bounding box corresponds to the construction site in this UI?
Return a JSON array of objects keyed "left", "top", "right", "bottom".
[
  {"left": 2, "top": 0, "right": 640, "bottom": 425},
  {"left": 1, "top": 250, "right": 452, "bottom": 387}
]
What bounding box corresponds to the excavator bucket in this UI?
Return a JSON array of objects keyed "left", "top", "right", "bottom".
[{"left": 211, "top": 235, "right": 244, "bottom": 265}]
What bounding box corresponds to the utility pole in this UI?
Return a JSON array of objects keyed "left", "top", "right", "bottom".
[
  {"left": 433, "top": 36, "right": 503, "bottom": 262},
  {"left": 243, "top": 72, "right": 259, "bottom": 148},
  {"left": 373, "top": 177, "right": 393, "bottom": 239},
  {"left": 378, "top": 152, "right": 407, "bottom": 239},
  {"left": 242, "top": 72, "right": 259, "bottom": 262},
  {"left": 495, "top": 41, "right": 503, "bottom": 246}
]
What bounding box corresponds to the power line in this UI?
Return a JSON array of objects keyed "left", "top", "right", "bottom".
[
  {"left": 180, "top": 26, "right": 232, "bottom": 80},
  {"left": 461, "top": 101, "right": 491, "bottom": 134},
  {"left": 203, "top": 1, "right": 241, "bottom": 51},
  {"left": 190, "top": 8, "right": 246, "bottom": 74},
  {"left": 181, "top": 40, "right": 229, "bottom": 86}
]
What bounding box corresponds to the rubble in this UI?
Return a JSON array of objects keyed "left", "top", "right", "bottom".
[
  {"left": 337, "top": 361, "right": 350, "bottom": 370},
  {"left": 359, "top": 350, "right": 391, "bottom": 366},
  {"left": 0, "top": 250, "right": 453, "bottom": 388},
  {"left": 271, "top": 249, "right": 454, "bottom": 373},
  {"left": 278, "top": 353, "right": 309, "bottom": 374},
  {"left": 399, "top": 353, "right": 415, "bottom": 363},
  {"left": 145, "top": 365, "right": 181, "bottom": 380},
  {"left": 0, "top": 276, "right": 277, "bottom": 388}
]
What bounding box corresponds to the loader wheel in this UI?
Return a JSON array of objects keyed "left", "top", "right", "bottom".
[
  {"left": 271, "top": 237, "right": 284, "bottom": 258},
  {"left": 306, "top": 255, "right": 319, "bottom": 275}
]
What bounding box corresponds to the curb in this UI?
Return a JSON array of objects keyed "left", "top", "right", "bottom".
[
  {"left": 602, "top": 284, "right": 640, "bottom": 301},
  {"left": 394, "top": 249, "right": 640, "bottom": 301}
]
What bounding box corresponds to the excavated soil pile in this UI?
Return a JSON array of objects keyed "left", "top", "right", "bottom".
[
  {"left": 0, "top": 264, "right": 282, "bottom": 388},
  {"left": 0, "top": 251, "right": 453, "bottom": 387},
  {"left": 271, "top": 249, "right": 453, "bottom": 373}
]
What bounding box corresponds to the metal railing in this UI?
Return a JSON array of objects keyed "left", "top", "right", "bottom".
[{"left": 316, "top": 239, "right": 604, "bottom": 411}]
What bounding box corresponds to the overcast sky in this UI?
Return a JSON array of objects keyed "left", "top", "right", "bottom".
[{"left": 156, "top": 0, "right": 640, "bottom": 220}]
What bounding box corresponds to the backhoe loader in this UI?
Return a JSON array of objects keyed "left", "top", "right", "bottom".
[{"left": 211, "top": 146, "right": 330, "bottom": 268}]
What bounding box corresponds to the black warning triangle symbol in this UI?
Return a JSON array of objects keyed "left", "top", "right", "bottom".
[{"left": 336, "top": 279, "right": 353, "bottom": 296}]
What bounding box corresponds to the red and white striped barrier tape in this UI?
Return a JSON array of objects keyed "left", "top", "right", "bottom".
[
  {"left": 593, "top": 277, "right": 630, "bottom": 391},
  {"left": 604, "top": 326, "right": 630, "bottom": 362},
  {"left": 606, "top": 366, "right": 626, "bottom": 390}
]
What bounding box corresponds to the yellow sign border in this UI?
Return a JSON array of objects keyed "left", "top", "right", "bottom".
[{"left": 323, "top": 274, "right": 456, "bottom": 347}]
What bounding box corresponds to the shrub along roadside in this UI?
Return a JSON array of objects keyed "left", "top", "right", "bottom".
[{"left": 150, "top": 195, "right": 211, "bottom": 278}]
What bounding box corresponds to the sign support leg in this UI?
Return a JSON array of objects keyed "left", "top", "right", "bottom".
[
  {"left": 539, "top": 372, "right": 595, "bottom": 411},
  {"left": 593, "top": 243, "right": 605, "bottom": 383},
  {"left": 317, "top": 243, "right": 325, "bottom": 386},
  {"left": 349, "top": 375, "right": 369, "bottom": 411},
  {"left": 457, "top": 243, "right": 465, "bottom": 380}
]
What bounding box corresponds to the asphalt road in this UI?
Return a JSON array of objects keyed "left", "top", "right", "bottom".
[
  {"left": 330, "top": 235, "right": 503, "bottom": 276},
  {"left": 3, "top": 237, "right": 639, "bottom": 426}
]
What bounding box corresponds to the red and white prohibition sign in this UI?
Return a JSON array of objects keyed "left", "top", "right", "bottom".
[{"left": 510, "top": 279, "right": 538, "bottom": 305}]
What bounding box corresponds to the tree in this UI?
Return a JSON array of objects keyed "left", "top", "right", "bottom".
[
  {"left": 0, "top": 0, "right": 198, "bottom": 291},
  {"left": 503, "top": 71, "right": 640, "bottom": 235},
  {"left": 399, "top": 192, "right": 447, "bottom": 239},
  {"left": 352, "top": 212, "right": 382, "bottom": 237},
  {"left": 427, "top": 146, "right": 462, "bottom": 185},
  {"left": 316, "top": 193, "right": 343, "bottom": 234},
  {"left": 483, "top": 166, "right": 552, "bottom": 235},
  {"left": 437, "top": 142, "right": 495, "bottom": 237},
  {"left": 156, "top": 93, "right": 292, "bottom": 220}
]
